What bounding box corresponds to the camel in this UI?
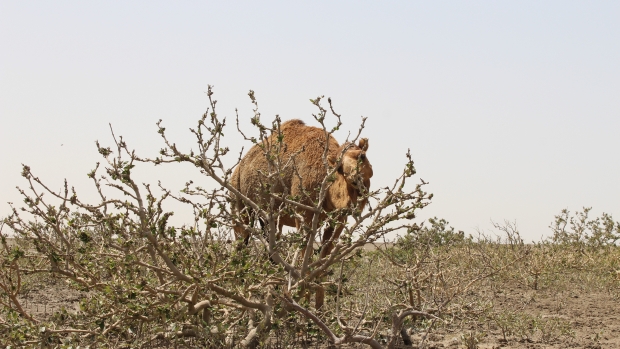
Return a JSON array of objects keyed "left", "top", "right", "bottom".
[{"left": 230, "top": 119, "right": 373, "bottom": 259}]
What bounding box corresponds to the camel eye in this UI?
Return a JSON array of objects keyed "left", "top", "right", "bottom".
[{"left": 359, "top": 154, "right": 366, "bottom": 161}]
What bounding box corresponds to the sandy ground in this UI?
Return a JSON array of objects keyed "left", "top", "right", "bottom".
[{"left": 410, "top": 286, "right": 617, "bottom": 349}]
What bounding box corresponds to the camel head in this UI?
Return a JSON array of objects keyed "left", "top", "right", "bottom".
[{"left": 333, "top": 138, "right": 373, "bottom": 193}]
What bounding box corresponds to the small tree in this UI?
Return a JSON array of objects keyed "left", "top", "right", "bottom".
[{"left": 1, "top": 87, "right": 438, "bottom": 348}]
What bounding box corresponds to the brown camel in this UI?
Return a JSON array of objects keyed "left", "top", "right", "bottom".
[{"left": 230, "top": 119, "right": 373, "bottom": 258}]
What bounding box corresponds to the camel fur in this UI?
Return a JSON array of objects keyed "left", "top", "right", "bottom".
[{"left": 230, "top": 119, "right": 373, "bottom": 258}]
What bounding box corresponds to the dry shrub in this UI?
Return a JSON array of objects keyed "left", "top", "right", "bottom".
[{"left": 1, "top": 88, "right": 619, "bottom": 348}]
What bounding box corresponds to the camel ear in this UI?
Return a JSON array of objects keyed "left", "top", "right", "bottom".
[{"left": 358, "top": 138, "right": 369, "bottom": 151}]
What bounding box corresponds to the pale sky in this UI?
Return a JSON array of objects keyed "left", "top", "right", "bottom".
[{"left": 1, "top": 1, "right": 619, "bottom": 240}]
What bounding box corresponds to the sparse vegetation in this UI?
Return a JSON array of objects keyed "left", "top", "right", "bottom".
[{"left": 1, "top": 89, "right": 620, "bottom": 348}]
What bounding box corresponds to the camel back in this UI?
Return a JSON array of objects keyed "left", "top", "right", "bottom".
[{"left": 231, "top": 119, "right": 341, "bottom": 213}]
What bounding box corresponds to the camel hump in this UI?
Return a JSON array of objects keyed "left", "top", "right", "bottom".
[{"left": 281, "top": 119, "right": 305, "bottom": 128}]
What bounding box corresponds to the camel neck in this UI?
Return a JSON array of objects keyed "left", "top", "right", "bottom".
[{"left": 325, "top": 174, "right": 357, "bottom": 211}]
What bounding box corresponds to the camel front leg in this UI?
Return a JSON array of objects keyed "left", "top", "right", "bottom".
[{"left": 233, "top": 222, "right": 251, "bottom": 248}]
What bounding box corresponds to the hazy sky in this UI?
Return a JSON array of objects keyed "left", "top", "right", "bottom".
[{"left": 1, "top": 1, "right": 619, "bottom": 240}]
